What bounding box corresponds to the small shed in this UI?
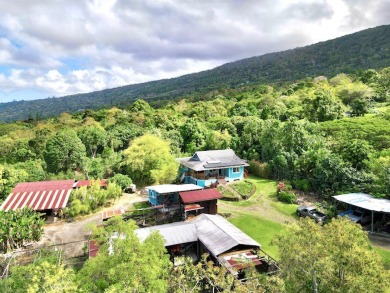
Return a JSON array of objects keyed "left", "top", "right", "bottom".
[
  {"left": 180, "top": 188, "right": 222, "bottom": 217},
  {"left": 147, "top": 184, "right": 203, "bottom": 206}
]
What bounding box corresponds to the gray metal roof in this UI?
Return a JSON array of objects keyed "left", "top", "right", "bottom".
[
  {"left": 333, "top": 193, "right": 390, "bottom": 213},
  {"left": 135, "top": 221, "right": 198, "bottom": 246},
  {"left": 146, "top": 184, "right": 203, "bottom": 194},
  {"left": 192, "top": 214, "right": 260, "bottom": 257},
  {"left": 178, "top": 149, "right": 249, "bottom": 171},
  {"left": 135, "top": 214, "right": 260, "bottom": 256}
]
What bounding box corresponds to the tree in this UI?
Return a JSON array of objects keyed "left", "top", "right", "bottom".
[
  {"left": 180, "top": 118, "right": 207, "bottom": 153},
  {"left": 78, "top": 125, "right": 108, "bottom": 158},
  {"left": 303, "top": 90, "right": 344, "bottom": 122},
  {"left": 0, "top": 164, "right": 29, "bottom": 201},
  {"left": 44, "top": 129, "right": 86, "bottom": 173},
  {"left": 169, "top": 254, "right": 285, "bottom": 292},
  {"left": 205, "top": 129, "right": 232, "bottom": 150},
  {"left": 0, "top": 251, "right": 78, "bottom": 292},
  {"left": 123, "top": 134, "right": 178, "bottom": 185},
  {"left": 273, "top": 217, "right": 389, "bottom": 292},
  {"left": 339, "top": 139, "right": 374, "bottom": 170},
  {"left": 108, "top": 173, "right": 133, "bottom": 191},
  {"left": 0, "top": 208, "right": 44, "bottom": 253},
  {"left": 78, "top": 217, "right": 171, "bottom": 292}
]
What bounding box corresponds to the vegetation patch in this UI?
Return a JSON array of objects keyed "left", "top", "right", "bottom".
[
  {"left": 277, "top": 191, "right": 297, "bottom": 204},
  {"left": 374, "top": 247, "right": 390, "bottom": 270},
  {"left": 217, "top": 186, "right": 240, "bottom": 201},
  {"left": 230, "top": 180, "right": 256, "bottom": 199}
]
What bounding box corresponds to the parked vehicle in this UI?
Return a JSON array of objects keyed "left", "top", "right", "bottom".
[
  {"left": 340, "top": 208, "right": 371, "bottom": 225},
  {"left": 297, "top": 206, "right": 328, "bottom": 223}
]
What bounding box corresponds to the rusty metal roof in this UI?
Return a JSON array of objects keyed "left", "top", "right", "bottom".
[
  {"left": 184, "top": 204, "right": 204, "bottom": 211},
  {"left": 0, "top": 180, "right": 75, "bottom": 211},
  {"left": 75, "top": 179, "right": 107, "bottom": 188},
  {"left": 180, "top": 188, "right": 222, "bottom": 203},
  {"left": 102, "top": 209, "right": 125, "bottom": 221}
]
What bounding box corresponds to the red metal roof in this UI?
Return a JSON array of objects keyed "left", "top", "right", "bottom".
[
  {"left": 184, "top": 204, "right": 204, "bottom": 211},
  {"left": 180, "top": 188, "right": 222, "bottom": 204},
  {"left": 89, "top": 240, "right": 99, "bottom": 258},
  {"left": 75, "top": 179, "right": 107, "bottom": 188},
  {"left": 102, "top": 209, "right": 125, "bottom": 220},
  {"left": 0, "top": 180, "right": 75, "bottom": 211}
]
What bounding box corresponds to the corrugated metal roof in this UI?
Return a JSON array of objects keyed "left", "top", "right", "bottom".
[
  {"left": 0, "top": 180, "right": 74, "bottom": 211},
  {"left": 75, "top": 179, "right": 107, "bottom": 188},
  {"left": 102, "top": 209, "right": 125, "bottom": 220},
  {"left": 135, "top": 221, "right": 198, "bottom": 246},
  {"left": 184, "top": 204, "right": 204, "bottom": 211},
  {"left": 192, "top": 214, "right": 260, "bottom": 257},
  {"left": 135, "top": 214, "right": 260, "bottom": 257},
  {"left": 333, "top": 193, "right": 390, "bottom": 213},
  {"left": 146, "top": 184, "right": 203, "bottom": 194},
  {"left": 180, "top": 189, "right": 222, "bottom": 203},
  {"left": 195, "top": 149, "right": 237, "bottom": 161},
  {"left": 178, "top": 149, "right": 249, "bottom": 171}
]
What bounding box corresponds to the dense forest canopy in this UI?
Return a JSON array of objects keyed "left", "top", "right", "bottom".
[
  {"left": 0, "top": 25, "right": 389, "bottom": 122},
  {"left": 0, "top": 67, "right": 389, "bottom": 204}
]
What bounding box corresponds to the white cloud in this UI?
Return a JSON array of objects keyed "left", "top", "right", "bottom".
[{"left": 0, "top": 0, "right": 388, "bottom": 102}]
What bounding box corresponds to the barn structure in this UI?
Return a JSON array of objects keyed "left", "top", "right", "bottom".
[
  {"left": 179, "top": 188, "right": 222, "bottom": 218},
  {"left": 0, "top": 179, "right": 107, "bottom": 215},
  {"left": 135, "top": 214, "right": 279, "bottom": 276}
]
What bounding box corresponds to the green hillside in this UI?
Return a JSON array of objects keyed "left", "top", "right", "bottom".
[{"left": 0, "top": 25, "right": 389, "bottom": 122}]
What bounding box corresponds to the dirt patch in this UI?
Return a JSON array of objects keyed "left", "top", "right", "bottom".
[
  {"left": 41, "top": 193, "right": 145, "bottom": 258},
  {"left": 368, "top": 232, "right": 390, "bottom": 249}
]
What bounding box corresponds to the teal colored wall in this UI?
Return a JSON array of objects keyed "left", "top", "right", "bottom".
[
  {"left": 148, "top": 189, "right": 179, "bottom": 206},
  {"left": 227, "top": 166, "right": 244, "bottom": 181}
]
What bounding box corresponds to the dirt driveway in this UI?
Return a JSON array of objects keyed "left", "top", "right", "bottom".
[{"left": 42, "top": 193, "right": 145, "bottom": 258}]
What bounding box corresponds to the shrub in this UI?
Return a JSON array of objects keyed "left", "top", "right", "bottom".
[
  {"left": 108, "top": 174, "right": 132, "bottom": 191},
  {"left": 249, "top": 160, "right": 271, "bottom": 178},
  {"left": 64, "top": 181, "right": 122, "bottom": 217},
  {"left": 277, "top": 191, "right": 297, "bottom": 204},
  {"left": 293, "top": 179, "right": 311, "bottom": 192}
]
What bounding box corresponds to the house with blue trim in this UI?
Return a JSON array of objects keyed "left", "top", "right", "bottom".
[{"left": 178, "top": 149, "right": 249, "bottom": 187}]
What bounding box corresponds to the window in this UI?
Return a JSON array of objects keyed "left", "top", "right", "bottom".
[{"left": 232, "top": 167, "right": 240, "bottom": 173}]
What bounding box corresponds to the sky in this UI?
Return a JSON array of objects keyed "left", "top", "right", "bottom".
[{"left": 0, "top": 0, "right": 388, "bottom": 103}]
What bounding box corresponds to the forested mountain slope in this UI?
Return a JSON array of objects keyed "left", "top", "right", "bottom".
[{"left": 0, "top": 25, "right": 389, "bottom": 122}]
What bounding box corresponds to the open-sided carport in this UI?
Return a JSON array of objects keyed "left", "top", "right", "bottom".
[{"left": 333, "top": 193, "right": 390, "bottom": 232}]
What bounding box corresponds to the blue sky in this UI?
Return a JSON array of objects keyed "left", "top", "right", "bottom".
[{"left": 0, "top": 0, "right": 388, "bottom": 103}]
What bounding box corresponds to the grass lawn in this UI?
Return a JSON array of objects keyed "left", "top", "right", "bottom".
[
  {"left": 229, "top": 213, "right": 285, "bottom": 259},
  {"left": 374, "top": 247, "right": 390, "bottom": 270},
  {"left": 244, "top": 176, "right": 277, "bottom": 200},
  {"left": 224, "top": 175, "right": 390, "bottom": 270}
]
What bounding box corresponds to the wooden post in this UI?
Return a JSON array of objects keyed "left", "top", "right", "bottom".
[{"left": 371, "top": 210, "right": 374, "bottom": 233}]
